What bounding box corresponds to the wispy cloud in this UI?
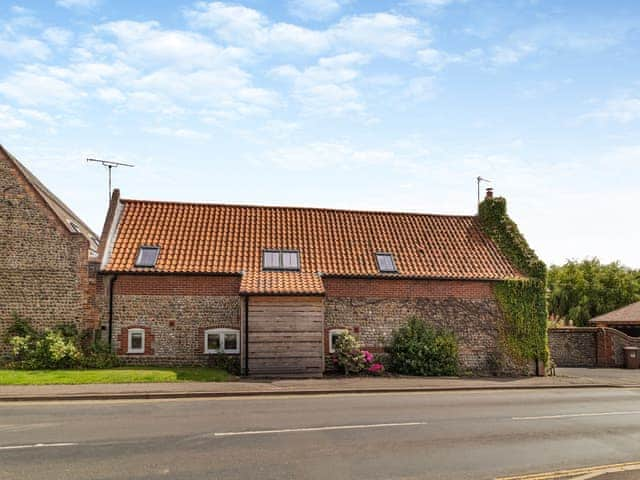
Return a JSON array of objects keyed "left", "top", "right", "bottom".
[
  {"left": 288, "top": 0, "right": 346, "bottom": 20},
  {"left": 582, "top": 95, "right": 640, "bottom": 123},
  {"left": 186, "top": 3, "right": 431, "bottom": 60}
]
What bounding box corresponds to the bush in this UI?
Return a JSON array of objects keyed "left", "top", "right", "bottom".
[
  {"left": 80, "top": 340, "right": 120, "bottom": 369},
  {"left": 333, "top": 332, "right": 367, "bottom": 375},
  {"left": 4, "top": 316, "right": 119, "bottom": 370},
  {"left": 207, "top": 354, "right": 240, "bottom": 376},
  {"left": 387, "top": 317, "right": 459, "bottom": 376}
]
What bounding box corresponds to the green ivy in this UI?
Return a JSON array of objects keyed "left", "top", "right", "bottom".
[
  {"left": 478, "top": 197, "right": 549, "bottom": 365},
  {"left": 478, "top": 197, "right": 545, "bottom": 280},
  {"left": 494, "top": 279, "right": 549, "bottom": 363}
]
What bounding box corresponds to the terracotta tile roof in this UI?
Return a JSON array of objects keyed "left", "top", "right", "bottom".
[
  {"left": 590, "top": 301, "right": 640, "bottom": 325},
  {"left": 103, "top": 199, "right": 523, "bottom": 292},
  {"left": 240, "top": 271, "right": 325, "bottom": 295},
  {"left": 1, "top": 145, "right": 99, "bottom": 257}
]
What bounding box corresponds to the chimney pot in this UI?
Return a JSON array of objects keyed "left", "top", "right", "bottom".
[{"left": 485, "top": 187, "right": 494, "bottom": 199}]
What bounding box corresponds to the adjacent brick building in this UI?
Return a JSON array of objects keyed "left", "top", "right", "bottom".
[
  {"left": 98, "top": 190, "right": 537, "bottom": 376},
  {"left": 0, "top": 146, "right": 99, "bottom": 355}
]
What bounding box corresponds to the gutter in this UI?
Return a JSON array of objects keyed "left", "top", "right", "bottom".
[
  {"left": 243, "top": 295, "right": 249, "bottom": 376},
  {"left": 108, "top": 275, "right": 118, "bottom": 348}
]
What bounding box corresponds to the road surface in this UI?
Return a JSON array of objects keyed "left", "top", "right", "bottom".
[{"left": 2, "top": 388, "right": 640, "bottom": 479}]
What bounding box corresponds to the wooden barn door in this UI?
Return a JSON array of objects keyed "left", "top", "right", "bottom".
[{"left": 247, "top": 296, "right": 324, "bottom": 377}]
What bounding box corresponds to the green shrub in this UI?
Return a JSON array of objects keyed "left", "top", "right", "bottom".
[
  {"left": 207, "top": 354, "right": 240, "bottom": 375},
  {"left": 387, "top": 317, "right": 459, "bottom": 376},
  {"left": 4, "top": 316, "right": 119, "bottom": 370},
  {"left": 333, "top": 331, "right": 367, "bottom": 375},
  {"left": 80, "top": 340, "right": 120, "bottom": 369}
]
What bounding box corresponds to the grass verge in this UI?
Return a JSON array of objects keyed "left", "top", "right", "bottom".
[{"left": 0, "top": 367, "right": 231, "bottom": 385}]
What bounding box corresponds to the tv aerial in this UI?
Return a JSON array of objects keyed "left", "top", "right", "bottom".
[{"left": 87, "top": 158, "right": 134, "bottom": 202}]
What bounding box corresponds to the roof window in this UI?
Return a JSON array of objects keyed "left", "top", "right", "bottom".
[
  {"left": 135, "top": 246, "right": 160, "bottom": 268},
  {"left": 263, "top": 249, "right": 300, "bottom": 271},
  {"left": 376, "top": 253, "right": 397, "bottom": 273}
]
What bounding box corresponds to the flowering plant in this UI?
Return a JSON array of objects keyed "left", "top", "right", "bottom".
[
  {"left": 367, "top": 363, "right": 385, "bottom": 375},
  {"left": 333, "top": 332, "right": 366, "bottom": 375}
]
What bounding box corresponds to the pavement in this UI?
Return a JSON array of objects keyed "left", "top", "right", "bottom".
[
  {"left": 2, "top": 387, "right": 640, "bottom": 479},
  {"left": 1, "top": 367, "right": 640, "bottom": 401}
]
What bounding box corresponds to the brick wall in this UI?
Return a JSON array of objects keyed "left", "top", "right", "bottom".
[
  {"left": 323, "top": 277, "right": 494, "bottom": 299},
  {"left": 323, "top": 278, "right": 528, "bottom": 374},
  {"left": 549, "top": 327, "right": 640, "bottom": 368},
  {"left": 0, "top": 151, "right": 94, "bottom": 355},
  {"left": 109, "top": 275, "right": 241, "bottom": 365}
]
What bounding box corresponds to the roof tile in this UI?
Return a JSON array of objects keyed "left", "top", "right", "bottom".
[{"left": 103, "top": 200, "right": 524, "bottom": 292}]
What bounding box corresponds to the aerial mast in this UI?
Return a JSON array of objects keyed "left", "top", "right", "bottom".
[
  {"left": 476, "top": 176, "right": 491, "bottom": 208},
  {"left": 87, "top": 158, "right": 134, "bottom": 202}
]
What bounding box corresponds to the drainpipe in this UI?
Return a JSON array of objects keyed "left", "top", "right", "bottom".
[
  {"left": 244, "top": 296, "right": 249, "bottom": 376},
  {"left": 108, "top": 275, "right": 118, "bottom": 349}
]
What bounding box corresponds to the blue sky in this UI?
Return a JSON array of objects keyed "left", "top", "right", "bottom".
[{"left": 1, "top": 0, "right": 639, "bottom": 267}]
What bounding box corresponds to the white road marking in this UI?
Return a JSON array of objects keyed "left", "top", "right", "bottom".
[
  {"left": 214, "top": 421, "right": 427, "bottom": 437},
  {"left": 513, "top": 410, "right": 640, "bottom": 421},
  {"left": 0, "top": 442, "right": 77, "bottom": 451}
]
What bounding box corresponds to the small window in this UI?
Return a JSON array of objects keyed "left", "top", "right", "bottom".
[
  {"left": 329, "top": 329, "right": 348, "bottom": 353},
  {"left": 262, "top": 250, "right": 300, "bottom": 271},
  {"left": 127, "top": 328, "right": 145, "bottom": 354},
  {"left": 135, "top": 246, "right": 160, "bottom": 268},
  {"left": 205, "top": 328, "right": 240, "bottom": 354},
  {"left": 376, "top": 253, "right": 397, "bottom": 273},
  {"left": 69, "top": 221, "right": 81, "bottom": 233}
]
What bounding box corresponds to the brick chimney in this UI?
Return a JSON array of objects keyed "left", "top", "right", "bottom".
[{"left": 485, "top": 187, "right": 494, "bottom": 199}]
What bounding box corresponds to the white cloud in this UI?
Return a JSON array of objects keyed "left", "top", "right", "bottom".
[
  {"left": 289, "top": 0, "right": 345, "bottom": 20},
  {"left": 0, "top": 105, "right": 27, "bottom": 130},
  {"left": 96, "top": 87, "right": 126, "bottom": 103},
  {"left": 0, "top": 69, "right": 83, "bottom": 106},
  {"left": 143, "top": 126, "right": 211, "bottom": 141},
  {"left": 261, "top": 141, "right": 397, "bottom": 170},
  {"left": 56, "top": 0, "right": 100, "bottom": 8},
  {"left": 0, "top": 37, "right": 50, "bottom": 60},
  {"left": 583, "top": 95, "right": 640, "bottom": 123},
  {"left": 417, "top": 47, "right": 481, "bottom": 70},
  {"left": 18, "top": 108, "right": 55, "bottom": 124},
  {"left": 404, "top": 0, "right": 458, "bottom": 6},
  {"left": 186, "top": 3, "right": 430, "bottom": 59},
  {"left": 272, "top": 53, "right": 369, "bottom": 116},
  {"left": 404, "top": 76, "right": 437, "bottom": 102},
  {"left": 96, "top": 21, "right": 248, "bottom": 70},
  {"left": 42, "top": 27, "right": 73, "bottom": 48}
]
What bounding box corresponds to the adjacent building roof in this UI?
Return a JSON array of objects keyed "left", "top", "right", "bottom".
[
  {"left": 0, "top": 145, "right": 99, "bottom": 257},
  {"left": 590, "top": 301, "right": 640, "bottom": 325},
  {"left": 101, "top": 197, "right": 523, "bottom": 293}
]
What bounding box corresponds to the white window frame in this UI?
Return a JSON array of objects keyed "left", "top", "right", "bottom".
[
  {"left": 204, "top": 328, "right": 240, "bottom": 354},
  {"left": 127, "top": 328, "right": 145, "bottom": 354},
  {"left": 328, "top": 328, "right": 348, "bottom": 353}
]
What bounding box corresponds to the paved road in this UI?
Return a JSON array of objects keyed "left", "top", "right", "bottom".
[{"left": 1, "top": 388, "right": 640, "bottom": 479}]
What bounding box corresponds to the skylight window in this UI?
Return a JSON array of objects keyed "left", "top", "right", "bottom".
[
  {"left": 263, "top": 250, "right": 300, "bottom": 271},
  {"left": 135, "top": 246, "right": 160, "bottom": 268},
  {"left": 376, "top": 253, "right": 397, "bottom": 273}
]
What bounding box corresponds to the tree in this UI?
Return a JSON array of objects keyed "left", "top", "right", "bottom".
[{"left": 547, "top": 259, "right": 640, "bottom": 327}]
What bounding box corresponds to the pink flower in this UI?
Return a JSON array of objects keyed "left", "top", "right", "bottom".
[
  {"left": 368, "top": 363, "right": 384, "bottom": 374},
  {"left": 362, "top": 350, "right": 374, "bottom": 363}
]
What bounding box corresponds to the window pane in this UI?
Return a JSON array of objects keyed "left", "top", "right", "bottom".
[
  {"left": 282, "top": 251, "right": 299, "bottom": 270},
  {"left": 207, "top": 334, "right": 220, "bottom": 351},
  {"left": 137, "top": 247, "right": 159, "bottom": 267},
  {"left": 224, "top": 333, "right": 238, "bottom": 352},
  {"left": 130, "top": 332, "right": 143, "bottom": 350},
  {"left": 376, "top": 253, "right": 396, "bottom": 272},
  {"left": 263, "top": 251, "right": 280, "bottom": 269},
  {"left": 331, "top": 333, "right": 340, "bottom": 350}
]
